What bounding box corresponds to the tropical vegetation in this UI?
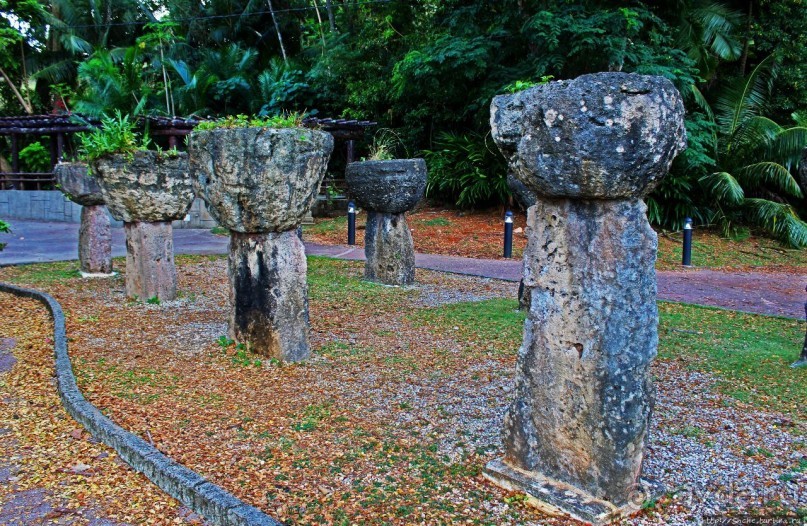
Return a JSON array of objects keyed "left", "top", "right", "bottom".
[{"left": 0, "top": 0, "right": 805, "bottom": 245}]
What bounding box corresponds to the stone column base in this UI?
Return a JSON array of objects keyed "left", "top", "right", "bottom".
[
  {"left": 364, "top": 211, "right": 415, "bottom": 286},
  {"left": 124, "top": 221, "right": 177, "bottom": 302},
  {"left": 228, "top": 230, "right": 310, "bottom": 362},
  {"left": 79, "top": 205, "right": 113, "bottom": 275},
  {"left": 483, "top": 459, "right": 661, "bottom": 525}
]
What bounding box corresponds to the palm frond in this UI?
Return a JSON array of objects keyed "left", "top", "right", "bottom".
[
  {"left": 700, "top": 171, "right": 744, "bottom": 205},
  {"left": 770, "top": 127, "right": 807, "bottom": 168},
  {"left": 714, "top": 54, "right": 777, "bottom": 137},
  {"left": 743, "top": 198, "right": 807, "bottom": 248},
  {"left": 735, "top": 162, "right": 803, "bottom": 197}
]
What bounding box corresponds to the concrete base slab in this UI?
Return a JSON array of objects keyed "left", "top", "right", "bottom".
[{"left": 483, "top": 458, "right": 661, "bottom": 525}]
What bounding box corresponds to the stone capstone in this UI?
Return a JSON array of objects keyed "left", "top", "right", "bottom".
[
  {"left": 124, "top": 221, "right": 178, "bottom": 301},
  {"left": 345, "top": 159, "right": 427, "bottom": 214},
  {"left": 92, "top": 151, "right": 194, "bottom": 223},
  {"left": 228, "top": 230, "right": 310, "bottom": 361},
  {"left": 491, "top": 72, "right": 686, "bottom": 199},
  {"left": 189, "top": 127, "right": 334, "bottom": 233},
  {"left": 364, "top": 211, "right": 416, "bottom": 286},
  {"left": 78, "top": 205, "right": 112, "bottom": 275},
  {"left": 503, "top": 199, "right": 658, "bottom": 504},
  {"left": 54, "top": 162, "right": 104, "bottom": 206}
]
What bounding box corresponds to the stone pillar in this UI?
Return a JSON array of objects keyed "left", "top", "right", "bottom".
[
  {"left": 92, "top": 151, "right": 194, "bottom": 302},
  {"left": 345, "top": 159, "right": 426, "bottom": 286},
  {"left": 79, "top": 205, "right": 112, "bottom": 275},
  {"left": 364, "top": 211, "right": 415, "bottom": 285},
  {"left": 190, "top": 127, "right": 334, "bottom": 362},
  {"left": 485, "top": 72, "right": 686, "bottom": 524},
  {"left": 124, "top": 221, "right": 177, "bottom": 301},
  {"left": 54, "top": 162, "right": 113, "bottom": 276},
  {"left": 229, "top": 231, "right": 310, "bottom": 362}
]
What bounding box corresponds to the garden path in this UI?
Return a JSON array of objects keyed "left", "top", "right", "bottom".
[{"left": 0, "top": 219, "right": 804, "bottom": 319}]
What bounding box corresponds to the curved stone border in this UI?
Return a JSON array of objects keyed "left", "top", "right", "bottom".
[{"left": 0, "top": 282, "right": 282, "bottom": 526}]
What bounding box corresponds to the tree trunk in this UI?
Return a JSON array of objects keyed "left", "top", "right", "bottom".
[
  {"left": 326, "top": 0, "right": 336, "bottom": 32},
  {"left": 792, "top": 286, "right": 807, "bottom": 368},
  {"left": 267, "top": 0, "right": 289, "bottom": 65},
  {"left": 738, "top": 1, "right": 753, "bottom": 77}
]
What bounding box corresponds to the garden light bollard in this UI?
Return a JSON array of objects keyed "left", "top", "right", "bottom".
[
  {"left": 347, "top": 200, "right": 356, "bottom": 245},
  {"left": 487, "top": 72, "right": 686, "bottom": 524},
  {"left": 92, "top": 152, "right": 194, "bottom": 301},
  {"left": 503, "top": 210, "right": 514, "bottom": 258},
  {"left": 345, "top": 159, "right": 427, "bottom": 286},
  {"left": 190, "top": 127, "right": 333, "bottom": 362},
  {"left": 682, "top": 217, "right": 693, "bottom": 266},
  {"left": 54, "top": 162, "right": 113, "bottom": 276}
]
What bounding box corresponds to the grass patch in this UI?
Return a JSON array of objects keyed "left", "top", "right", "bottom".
[
  {"left": 658, "top": 302, "right": 806, "bottom": 418},
  {"left": 409, "top": 298, "right": 525, "bottom": 357},
  {"left": 0, "top": 260, "right": 81, "bottom": 284},
  {"left": 305, "top": 216, "right": 348, "bottom": 235},
  {"left": 210, "top": 226, "right": 229, "bottom": 236},
  {"left": 307, "top": 256, "right": 408, "bottom": 307},
  {"left": 419, "top": 217, "right": 451, "bottom": 227},
  {"left": 77, "top": 358, "right": 179, "bottom": 404}
]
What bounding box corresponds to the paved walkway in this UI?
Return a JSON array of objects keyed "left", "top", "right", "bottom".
[{"left": 1, "top": 220, "right": 804, "bottom": 319}]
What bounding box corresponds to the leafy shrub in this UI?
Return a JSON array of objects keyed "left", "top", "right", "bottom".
[
  {"left": 77, "top": 111, "right": 146, "bottom": 162},
  {"left": 365, "top": 129, "right": 405, "bottom": 161},
  {"left": 424, "top": 131, "right": 509, "bottom": 209},
  {"left": 0, "top": 219, "right": 10, "bottom": 252},
  {"left": 194, "top": 112, "right": 305, "bottom": 131},
  {"left": 19, "top": 141, "right": 51, "bottom": 173}
]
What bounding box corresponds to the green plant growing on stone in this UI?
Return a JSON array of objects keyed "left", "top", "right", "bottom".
[
  {"left": 502, "top": 76, "right": 554, "bottom": 94},
  {"left": 146, "top": 296, "right": 161, "bottom": 305},
  {"left": 194, "top": 112, "right": 305, "bottom": 131},
  {"left": 77, "top": 111, "right": 149, "bottom": 162},
  {"left": 365, "top": 128, "right": 406, "bottom": 161},
  {"left": 0, "top": 219, "right": 9, "bottom": 252}
]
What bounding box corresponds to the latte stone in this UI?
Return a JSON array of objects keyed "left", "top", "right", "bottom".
[
  {"left": 92, "top": 151, "right": 194, "bottom": 301},
  {"left": 345, "top": 159, "right": 427, "bottom": 286},
  {"left": 190, "top": 127, "right": 334, "bottom": 361},
  {"left": 54, "top": 162, "right": 112, "bottom": 276},
  {"left": 485, "top": 72, "right": 686, "bottom": 524}
]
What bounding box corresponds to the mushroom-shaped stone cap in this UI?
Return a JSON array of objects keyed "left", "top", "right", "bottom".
[
  {"left": 189, "top": 127, "right": 334, "bottom": 233},
  {"left": 54, "top": 162, "right": 104, "bottom": 206},
  {"left": 345, "top": 159, "right": 427, "bottom": 214},
  {"left": 92, "top": 150, "right": 194, "bottom": 222},
  {"left": 491, "top": 72, "right": 687, "bottom": 199}
]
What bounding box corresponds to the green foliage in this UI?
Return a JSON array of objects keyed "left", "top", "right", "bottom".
[
  {"left": 0, "top": 218, "right": 9, "bottom": 252},
  {"left": 194, "top": 113, "right": 304, "bottom": 131},
  {"left": 365, "top": 129, "right": 405, "bottom": 161},
  {"left": 18, "top": 141, "right": 50, "bottom": 173},
  {"left": 77, "top": 111, "right": 146, "bottom": 162},
  {"left": 424, "top": 132, "right": 508, "bottom": 209},
  {"left": 501, "top": 76, "right": 554, "bottom": 94}
]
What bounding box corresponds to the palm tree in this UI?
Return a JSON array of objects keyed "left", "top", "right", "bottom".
[{"left": 699, "top": 55, "right": 807, "bottom": 247}]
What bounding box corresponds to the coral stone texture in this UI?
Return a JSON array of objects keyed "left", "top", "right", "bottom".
[
  {"left": 345, "top": 159, "right": 426, "bottom": 286},
  {"left": 228, "top": 231, "right": 310, "bottom": 362},
  {"left": 92, "top": 151, "right": 194, "bottom": 222},
  {"left": 189, "top": 126, "right": 334, "bottom": 361},
  {"left": 124, "top": 221, "right": 177, "bottom": 301},
  {"left": 345, "top": 159, "right": 427, "bottom": 214},
  {"left": 54, "top": 162, "right": 104, "bottom": 206},
  {"left": 78, "top": 205, "right": 112, "bottom": 275},
  {"left": 54, "top": 163, "right": 112, "bottom": 275},
  {"left": 486, "top": 72, "right": 686, "bottom": 524},
  {"left": 491, "top": 72, "right": 686, "bottom": 199},
  {"left": 189, "top": 127, "right": 334, "bottom": 233}
]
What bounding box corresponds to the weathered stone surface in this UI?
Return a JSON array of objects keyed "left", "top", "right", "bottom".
[
  {"left": 491, "top": 72, "right": 686, "bottom": 199},
  {"left": 54, "top": 162, "right": 104, "bottom": 206},
  {"left": 92, "top": 151, "right": 194, "bottom": 222},
  {"left": 507, "top": 172, "right": 537, "bottom": 209},
  {"left": 124, "top": 221, "right": 177, "bottom": 301},
  {"left": 78, "top": 205, "right": 112, "bottom": 275},
  {"left": 228, "top": 230, "right": 310, "bottom": 362},
  {"left": 364, "top": 211, "right": 415, "bottom": 286},
  {"left": 189, "top": 127, "right": 334, "bottom": 233},
  {"left": 495, "top": 199, "right": 657, "bottom": 511},
  {"left": 345, "top": 159, "right": 427, "bottom": 214}
]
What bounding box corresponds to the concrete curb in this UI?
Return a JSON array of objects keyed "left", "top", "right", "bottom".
[{"left": 0, "top": 282, "right": 282, "bottom": 526}]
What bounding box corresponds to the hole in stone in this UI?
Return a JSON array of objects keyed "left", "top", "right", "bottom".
[{"left": 573, "top": 343, "right": 583, "bottom": 358}]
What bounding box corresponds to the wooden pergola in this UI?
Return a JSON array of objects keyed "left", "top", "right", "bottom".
[{"left": 0, "top": 114, "right": 376, "bottom": 190}]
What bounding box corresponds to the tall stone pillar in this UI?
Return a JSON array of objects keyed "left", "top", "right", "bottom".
[
  {"left": 189, "top": 127, "right": 333, "bottom": 362},
  {"left": 54, "top": 163, "right": 112, "bottom": 276},
  {"left": 345, "top": 159, "right": 426, "bottom": 286},
  {"left": 92, "top": 151, "right": 194, "bottom": 301},
  {"left": 484, "top": 72, "right": 687, "bottom": 524}
]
